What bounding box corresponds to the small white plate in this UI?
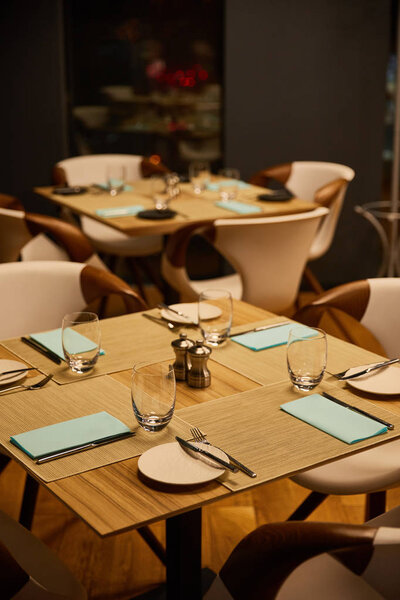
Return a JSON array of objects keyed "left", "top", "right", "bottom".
[
  {"left": 138, "top": 441, "right": 228, "bottom": 485},
  {"left": 160, "top": 302, "right": 221, "bottom": 324},
  {"left": 346, "top": 364, "right": 400, "bottom": 395},
  {"left": 0, "top": 360, "right": 30, "bottom": 386}
]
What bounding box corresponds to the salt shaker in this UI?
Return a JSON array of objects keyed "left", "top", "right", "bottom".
[
  {"left": 187, "top": 340, "right": 212, "bottom": 388},
  {"left": 171, "top": 333, "right": 194, "bottom": 381}
]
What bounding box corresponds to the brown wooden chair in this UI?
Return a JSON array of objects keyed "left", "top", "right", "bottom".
[
  {"left": 204, "top": 505, "right": 400, "bottom": 599},
  {"left": 249, "top": 161, "right": 355, "bottom": 294},
  {"left": 287, "top": 278, "right": 400, "bottom": 523}
]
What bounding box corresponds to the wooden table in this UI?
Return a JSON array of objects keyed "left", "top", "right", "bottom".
[
  {"left": 2, "top": 300, "right": 400, "bottom": 599},
  {"left": 34, "top": 181, "right": 315, "bottom": 237}
]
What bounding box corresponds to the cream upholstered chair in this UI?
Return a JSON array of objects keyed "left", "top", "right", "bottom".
[
  {"left": 287, "top": 278, "right": 400, "bottom": 522},
  {"left": 0, "top": 261, "right": 146, "bottom": 533},
  {"left": 0, "top": 508, "right": 86, "bottom": 599},
  {"left": 204, "top": 504, "right": 400, "bottom": 600},
  {"left": 162, "top": 207, "right": 328, "bottom": 313},
  {"left": 53, "top": 154, "right": 169, "bottom": 302},
  {"left": 250, "top": 161, "right": 355, "bottom": 293},
  {"left": 0, "top": 207, "right": 106, "bottom": 269}
]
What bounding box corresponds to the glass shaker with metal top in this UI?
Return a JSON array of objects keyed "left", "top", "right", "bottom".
[
  {"left": 187, "top": 340, "right": 212, "bottom": 388},
  {"left": 171, "top": 333, "right": 194, "bottom": 381}
]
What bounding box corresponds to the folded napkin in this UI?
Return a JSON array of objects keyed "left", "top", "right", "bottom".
[
  {"left": 207, "top": 180, "right": 250, "bottom": 191},
  {"left": 10, "top": 411, "right": 131, "bottom": 459},
  {"left": 31, "top": 328, "right": 105, "bottom": 361},
  {"left": 231, "top": 324, "right": 313, "bottom": 351},
  {"left": 95, "top": 205, "right": 143, "bottom": 218},
  {"left": 280, "top": 394, "right": 387, "bottom": 444},
  {"left": 215, "top": 200, "right": 262, "bottom": 215},
  {"left": 95, "top": 182, "right": 134, "bottom": 192}
]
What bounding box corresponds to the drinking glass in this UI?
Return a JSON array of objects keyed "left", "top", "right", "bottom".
[
  {"left": 131, "top": 362, "right": 176, "bottom": 432},
  {"left": 218, "top": 168, "right": 240, "bottom": 202},
  {"left": 286, "top": 326, "right": 327, "bottom": 391},
  {"left": 106, "top": 164, "right": 126, "bottom": 196},
  {"left": 198, "top": 289, "right": 233, "bottom": 346},
  {"left": 189, "top": 161, "right": 211, "bottom": 194},
  {"left": 62, "top": 312, "right": 101, "bottom": 374},
  {"left": 150, "top": 174, "right": 170, "bottom": 210}
]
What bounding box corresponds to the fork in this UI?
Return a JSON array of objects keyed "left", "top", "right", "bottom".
[
  {"left": 331, "top": 358, "right": 399, "bottom": 380},
  {"left": 0, "top": 373, "right": 54, "bottom": 394},
  {"left": 190, "top": 427, "right": 256, "bottom": 478}
]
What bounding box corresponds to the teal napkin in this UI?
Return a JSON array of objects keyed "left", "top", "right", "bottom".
[
  {"left": 95, "top": 205, "right": 143, "bottom": 218},
  {"left": 280, "top": 394, "right": 387, "bottom": 444},
  {"left": 31, "top": 328, "right": 105, "bottom": 361},
  {"left": 10, "top": 411, "right": 131, "bottom": 459},
  {"left": 207, "top": 180, "right": 250, "bottom": 191},
  {"left": 231, "top": 324, "right": 314, "bottom": 351},
  {"left": 215, "top": 200, "right": 262, "bottom": 215},
  {"left": 96, "top": 182, "right": 134, "bottom": 192}
]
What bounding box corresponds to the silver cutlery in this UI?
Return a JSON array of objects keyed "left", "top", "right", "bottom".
[
  {"left": 190, "top": 427, "right": 257, "bottom": 478},
  {"left": 0, "top": 373, "right": 54, "bottom": 394},
  {"left": 21, "top": 336, "right": 62, "bottom": 364},
  {"left": 331, "top": 358, "right": 399, "bottom": 380},
  {"left": 176, "top": 436, "right": 238, "bottom": 473},
  {"left": 230, "top": 320, "right": 292, "bottom": 338},
  {"left": 36, "top": 431, "right": 135, "bottom": 464},
  {"left": 322, "top": 392, "right": 394, "bottom": 430},
  {"left": 142, "top": 313, "right": 177, "bottom": 330},
  {"left": 0, "top": 367, "right": 36, "bottom": 377},
  {"left": 157, "top": 303, "right": 198, "bottom": 325}
]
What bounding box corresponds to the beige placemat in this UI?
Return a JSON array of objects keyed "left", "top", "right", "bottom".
[
  {"left": 177, "top": 380, "right": 400, "bottom": 492},
  {"left": 0, "top": 376, "right": 193, "bottom": 482},
  {"left": 1, "top": 311, "right": 183, "bottom": 385}
]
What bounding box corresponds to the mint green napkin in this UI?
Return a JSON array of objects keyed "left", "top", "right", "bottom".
[
  {"left": 280, "top": 394, "right": 387, "bottom": 444},
  {"left": 31, "top": 328, "right": 105, "bottom": 361},
  {"left": 231, "top": 324, "right": 313, "bottom": 351},
  {"left": 215, "top": 200, "right": 262, "bottom": 215},
  {"left": 95, "top": 205, "right": 143, "bottom": 218},
  {"left": 10, "top": 411, "right": 131, "bottom": 459},
  {"left": 207, "top": 180, "right": 250, "bottom": 191}
]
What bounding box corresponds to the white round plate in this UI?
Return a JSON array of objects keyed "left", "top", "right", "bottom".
[
  {"left": 160, "top": 302, "right": 221, "bottom": 324},
  {"left": 138, "top": 441, "right": 228, "bottom": 485},
  {"left": 0, "top": 360, "right": 29, "bottom": 386},
  {"left": 346, "top": 364, "right": 400, "bottom": 395}
]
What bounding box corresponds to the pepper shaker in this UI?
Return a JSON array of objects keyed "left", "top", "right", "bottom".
[
  {"left": 187, "top": 340, "right": 212, "bottom": 388},
  {"left": 171, "top": 333, "right": 194, "bottom": 381}
]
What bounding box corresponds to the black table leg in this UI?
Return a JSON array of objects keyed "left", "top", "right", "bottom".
[{"left": 166, "top": 508, "right": 202, "bottom": 600}]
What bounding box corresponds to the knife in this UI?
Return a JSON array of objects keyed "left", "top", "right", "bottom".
[
  {"left": 35, "top": 431, "right": 135, "bottom": 464},
  {"left": 21, "top": 337, "right": 62, "bottom": 365},
  {"left": 176, "top": 436, "right": 238, "bottom": 473},
  {"left": 322, "top": 392, "right": 394, "bottom": 430},
  {"left": 230, "top": 320, "right": 292, "bottom": 337},
  {"left": 142, "top": 313, "right": 174, "bottom": 329},
  {"left": 338, "top": 358, "right": 400, "bottom": 380},
  {"left": 0, "top": 367, "right": 36, "bottom": 377},
  {"left": 158, "top": 303, "right": 198, "bottom": 325}
]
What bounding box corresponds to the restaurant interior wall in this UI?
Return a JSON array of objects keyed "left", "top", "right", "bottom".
[{"left": 0, "top": 0, "right": 393, "bottom": 289}]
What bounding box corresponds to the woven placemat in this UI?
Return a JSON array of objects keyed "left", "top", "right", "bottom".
[{"left": 0, "top": 376, "right": 192, "bottom": 482}]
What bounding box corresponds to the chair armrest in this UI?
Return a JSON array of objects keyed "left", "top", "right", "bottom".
[
  {"left": 81, "top": 265, "right": 148, "bottom": 313},
  {"left": 164, "top": 221, "right": 216, "bottom": 268},
  {"left": 248, "top": 163, "right": 292, "bottom": 188},
  {"left": 314, "top": 178, "right": 348, "bottom": 208}
]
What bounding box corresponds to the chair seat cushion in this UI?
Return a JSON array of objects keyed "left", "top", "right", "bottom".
[
  {"left": 190, "top": 273, "right": 243, "bottom": 299},
  {"left": 291, "top": 438, "right": 400, "bottom": 494},
  {"left": 81, "top": 216, "right": 163, "bottom": 257}
]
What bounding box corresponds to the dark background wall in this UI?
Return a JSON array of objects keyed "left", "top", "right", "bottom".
[
  {"left": 225, "top": 0, "right": 391, "bottom": 285},
  {"left": 0, "top": 0, "right": 393, "bottom": 286}
]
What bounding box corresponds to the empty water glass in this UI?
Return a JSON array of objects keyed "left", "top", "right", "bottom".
[
  {"left": 287, "top": 326, "right": 327, "bottom": 391},
  {"left": 106, "top": 165, "right": 126, "bottom": 196},
  {"left": 198, "top": 289, "right": 233, "bottom": 346},
  {"left": 189, "top": 161, "right": 211, "bottom": 194},
  {"left": 150, "top": 175, "right": 170, "bottom": 210},
  {"left": 62, "top": 312, "right": 101, "bottom": 374},
  {"left": 218, "top": 168, "right": 240, "bottom": 202},
  {"left": 131, "top": 362, "right": 176, "bottom": 432}
]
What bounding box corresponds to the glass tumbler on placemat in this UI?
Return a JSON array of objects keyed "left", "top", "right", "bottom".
[
  {"left": 189, "top": 161, "right": 211, "bottom": 194},
  {"left": 131, "top": 362, "right": 176, "bottom": 432},
  {"left": 62, "top": 312, "right": 100, "bottom": 374},
  {"left": 287, "top": 326, "right": 327, "bottom": 391},
  {"left": 218, "top": 168, "right": 240, "bottom": 202},
  {"left": 198, "top": 289, "right": 233, "bottom": 347},
  {"left": 106, "top": 164, "right": 126, "bottom": 196}
]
